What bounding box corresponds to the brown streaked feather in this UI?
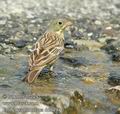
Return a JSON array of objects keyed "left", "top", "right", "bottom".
[
  {"left": 24, "top": 32, "right": 64, "bottom": 83},
  {"left": 23, "top": 66, "right": 44, "bottom": 83}
]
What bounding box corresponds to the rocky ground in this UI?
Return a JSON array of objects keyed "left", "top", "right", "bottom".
[{"left": 0, "top": 0, "right": 120, "bottom": 114}]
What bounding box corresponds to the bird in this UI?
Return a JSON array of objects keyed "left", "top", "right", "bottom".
[{"left": 23, "top": 18, "right": 72, "bottom": 83}]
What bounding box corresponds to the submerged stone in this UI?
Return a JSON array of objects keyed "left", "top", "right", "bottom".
[
  {"left": 14, "top": 40, "right": 28, "bottom": 48},
  {"left": 108, "top": 71, "right": 120, "bottom": 86},
  {"left": 105, "top": 86, "right": 120, "bottom": 105}
]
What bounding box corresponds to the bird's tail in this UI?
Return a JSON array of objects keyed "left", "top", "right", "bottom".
[{"left": 22, "top": 67, "right": 43, "bottom": 83}]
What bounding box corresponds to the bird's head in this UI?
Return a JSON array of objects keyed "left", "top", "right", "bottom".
[{"left": 48, "top": 19, "right": 73, "bottom": 33}]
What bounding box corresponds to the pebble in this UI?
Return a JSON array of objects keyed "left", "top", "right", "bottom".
[
  {"left": 88, "top": 32, "right": 93, "bottom": 37},
  {"left": 72, "top": 31, "right": 83, "bottom": 38},
  {"left": 94, "top": 20, "right": 102, "bottom": 25},
  {"left": 108, "top": 71, "right": 120, "bottom": 86},
  {"left": 4, "top": 48, "right": 11, "bottom": 54},
  {"left": 116, "top": 108, "right": 120, "bottom": 114},
  {"left": 105, "top": 26, "right": 112, "bottom": 30},
  {"left": 14, "top": 40, "right": 27, "bottom": 48},
  {"left": 112, "top": 51, "right": 120, "bottom": 62},
  {"left": 103, "top": 39, "right": 120, "bottom": 62},
  {"left": 106, "top": 86, "right": 120, "bottom": 101},
  {"left": 60, "top": 56, "right": 89, "bottom": 67},
  {"left": 82, "top": 77, "right": 96, "bottom": 84},
  {"left": 64, "top": 41, "right": 76, "bottom": 49},
  {"left": 0, "top": 17, "right": 7, "bottom": 25}
]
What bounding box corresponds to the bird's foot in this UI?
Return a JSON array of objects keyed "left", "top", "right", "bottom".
[{"left": 48, "top": 66, "right": 57, "bottom": 76}]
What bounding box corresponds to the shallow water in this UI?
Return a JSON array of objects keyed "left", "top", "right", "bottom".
[
  {"left": 0, "top": 50, "right": 119, "bottom": 114},
  {"left": 0, "top": 0, "right": 120, "bottom": 113}
]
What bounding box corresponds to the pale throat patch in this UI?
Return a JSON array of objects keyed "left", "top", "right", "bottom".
[{"left": 56, "top": 30, "right": 64, "bottom": 39}]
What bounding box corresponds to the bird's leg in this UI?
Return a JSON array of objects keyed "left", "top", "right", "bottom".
[
  {"left": 49, "top": 65, "right": 55, "bottom": 74},
  {"left": 48, "top": 65, "right": 57, "bottom": 77}
]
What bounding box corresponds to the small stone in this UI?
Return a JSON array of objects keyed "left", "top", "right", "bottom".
[
  {"left": 112, "top": 52, "right": 120, "bottom": 62},
  {"left": 105, "top": 86, "right": 120, "bottom": 104},
  {"left": 74, "top": 39, "right": 103, "bottom": 51},
  {"left": 94, "top": 20, "right": 102, "bottom": 25},
  {"left": 64, "top": 41, "right": 76, "bottom": 49},
  {"left": 73, "top": 91, "right": 84, "bottom": 101},
  {"left": 14, "top": 40, "right": 27, "bottom": 48},
  {"left": 116, "top": 108, "right": 120, "bottom": 114},
  {"left": 105, "top": 26, "right": 112, "bottom": 30},
  {"left": 0, "top": 77, "right": 5, "bottom": 80},
  {"left": 33, "top": 37, "right": 37, "bottom": 41},
  {"left": 103, "top": 27, "right": 114, "bottom": 36},
  {"left": 0, "top": 35, "right": 8, "bottom": 43},
  {"left": 0, "top": 43, "right": 7, "bottom": 49},
  {"left": 26, "top": 11, "right": 35, "bottom": 19},
  {"left": 103, "top": 39, "right": 120, "bottom": 62},
  {"left": 82, "top": 77, "right": 95, "bottom": 84},
  {"left": 98, "top": 38, "right": 107, "bottom": 43},
  {"left": 4, "top": 48, "right": 11, "bottom": 54},
  {"left": 12, "top": 47, "right": 18, "bottom": 51},
  {"left": 26, "top": 45, "right": 33, "bottom": 52},
  {"left": 106, "top": 86, "right": 120, "bottom": 95},
  {"left": 72, "top": 31, "right": 83, "bottom": 38},
  {"left": 114, "top": 24, "right": 120, "bottom": 29},
  {"left": 70, "top": 26, "right": 83, "bottom": 39},
  {"left": 88, "top": 32, "right": 93, "bottom": 37},
  {"left": 60, "top": 56, "right": 88, "bottom": 67},
  {"left": 108, "top": 72, "right": 120, "bottom": 86},
  {"left": 0, "top": 17, "right": 7, "bottom": 25}
]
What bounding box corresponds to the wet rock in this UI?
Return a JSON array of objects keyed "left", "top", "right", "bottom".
[
  {"left": 0, "top": 43, "right": 18, "bottom": 54},
  {"left": 4, "top": 48, "right": 11, "bottom": 54},
  {"left": 105, "top": 86, "right": 120, "bottom": 104},
  {"left": 102, "top": 39, "right": 120, "bottom": 62},
  {"left": 94, "top": 20, "right": 102, "bottom": 25},
  {"left": 82, "top": 77, "right": 96, "bottom": 84},
  {"left": 56, "top": 90, "right": 84, "bottom": 114},
  {"left": 54, "top": 64, "right": 86, "bottom": 78},
  {"left": 102, "top": 44, "right": 114, "bottom": 54},
  {"left": 0, "top": 35, "right": 8, "bottom": 43},
  {"left": 112, "top": 51, "right": 120, "bottom": 61},
  {"left": 108, "top": 71, "right": 120, "bottom": 86},
  {"left": 73, "top": 39, "right": 103, "bottom": 51},
  {"left": 0, "top": 16, "right": 7, "bottom": 25},
  {"left": 64, "top": 41, "right": 76, "bottom": 49},
  {"left": 14, "top": 40, "right": 28, "bottom": 48},
  {"left": 60, "top": 56, "right": 89, "bottom": 67},
  {"left": 116, "top": 108, "right": 120, "bottom": 114},
  {"left": 73, "top": 90, "right": 84, "bottom": 103},
  {"left": 72, "top": 31, "right": 83, "bottom": 38},
  {"left": 70, "top": 26, "right": 84, "bottom": 39},
  {"left": 103, "top": 26, "right": 116, "bottom": 37},
  {"left": 106, "top": 39, "right": 116, "bottom": 44},
  {"left": 0, "top": 84, "right": 11, "bottom": 88},
  {"left": 85, "top": 22, "right": 103, "bottom": 40}
]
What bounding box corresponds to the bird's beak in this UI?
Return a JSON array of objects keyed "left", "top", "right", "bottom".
[
  {"left": 61, "top": 20, "right": 73, "bottom": 31},
  {"left": 65, "top": 20, "right": 73, "bottom": 27}
]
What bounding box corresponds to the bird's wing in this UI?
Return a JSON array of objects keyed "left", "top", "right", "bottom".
[{"left": 29, "top": 32, "right": 64, "bottom": 70}]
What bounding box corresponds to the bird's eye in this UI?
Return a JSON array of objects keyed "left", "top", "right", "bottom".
[{"left": 58, "top": 22, "right": 62, "bottom": 25}]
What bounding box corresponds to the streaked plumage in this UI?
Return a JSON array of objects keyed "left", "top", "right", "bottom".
[{"left": 23, "top": 19, "right": 72, "bottom": 83}]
